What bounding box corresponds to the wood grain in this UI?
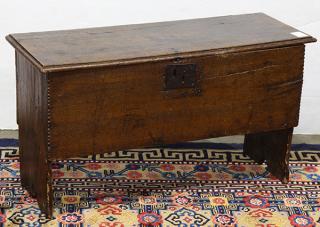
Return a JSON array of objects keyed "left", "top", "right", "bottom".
[
  {"left": 7, "top": 14, "right": 316, "bottom": 217},
  {"left": 244, "top": 128, "right": 293, "bottom": 183},
  {"left": 48, "top": 45, "right": 305, "bottom": 159},
  {"left": 16, "top": 52, "right": 52, "bottom": 217},
  {"left": 6, "top": 13, "right": 316, "bottom": 72}
]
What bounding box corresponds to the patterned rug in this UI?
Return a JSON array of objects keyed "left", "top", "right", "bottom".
[{"left": 0, "top": 139, "right": 320, "bottom": 227}]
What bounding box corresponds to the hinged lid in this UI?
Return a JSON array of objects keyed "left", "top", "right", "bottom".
[{"left": 6, "top": 13, "right": 316, "bottom": 73}]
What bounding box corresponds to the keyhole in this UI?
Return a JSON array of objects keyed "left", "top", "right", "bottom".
[{"left": 173, "top": 68, "right": 177, "bottom": 77}]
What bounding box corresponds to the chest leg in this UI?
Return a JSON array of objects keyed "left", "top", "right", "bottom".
[{"left": 244, "top": 128, "right": 293, "bottom": 183}]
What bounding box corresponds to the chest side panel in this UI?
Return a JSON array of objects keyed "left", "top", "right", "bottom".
[
  {"left": 48, "top": 45, "right": 305, "bottom": 159},
  {"left": 16, "top": 52, "right": 51, "bottom": 212}
]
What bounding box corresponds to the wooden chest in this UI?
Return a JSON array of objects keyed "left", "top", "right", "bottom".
[{"left": 6, "top": 13, "right": 316, "bottom": 216}]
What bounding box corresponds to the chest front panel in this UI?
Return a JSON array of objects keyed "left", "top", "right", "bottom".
[{"left": 48, "top": 45, "right": 304, "bottom": 159}]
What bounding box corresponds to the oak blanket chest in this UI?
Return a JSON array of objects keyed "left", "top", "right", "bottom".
[{"left": 6, "top": 13, "right": 316, "bottom": 216}]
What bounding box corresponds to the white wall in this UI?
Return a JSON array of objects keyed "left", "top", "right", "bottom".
[{"left": 0, "top": 0, "right": 319, "bottom": 133}]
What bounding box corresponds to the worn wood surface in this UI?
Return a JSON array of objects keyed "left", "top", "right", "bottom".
[
  {"left": 48, "top": 45, "right": 304, "bottom": 160},
  {"left": 16, "top": 52, "right": 52, "bottom": 217},
  {"left": 7, "top": 14, "right": 317, "bottom": 217},
  {"left": 244, "top": 128, "right": 293, "bottom": 183},
  {"left": 6, "top": 13, "right": 316, "bottom": 72}
]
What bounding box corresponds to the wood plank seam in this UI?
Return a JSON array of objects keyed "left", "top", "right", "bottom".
[{"left": 6, "top": 14, "right": 316, "bottom": 217}]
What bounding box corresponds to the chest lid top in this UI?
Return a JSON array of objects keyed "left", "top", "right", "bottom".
[{"left": 6, "top": 13, "right": 316, "bottom": 73}]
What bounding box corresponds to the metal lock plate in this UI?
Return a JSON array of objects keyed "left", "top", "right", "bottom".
[{"left": 164, "top": 64, "right": 197, "bottom": 90}]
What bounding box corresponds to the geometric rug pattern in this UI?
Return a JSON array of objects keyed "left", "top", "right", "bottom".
[{"left": 0, "top": 139, "right": 320, "bottom": 226}]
